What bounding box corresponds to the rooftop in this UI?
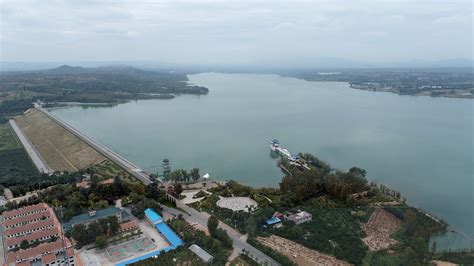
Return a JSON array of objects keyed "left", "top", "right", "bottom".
[
  {"left": 3, "top": 209, "right": 52, "bottom": 228},
  {"left": 4, "top": 218, "right": 55, "bottom": 237},
  {"left": 63, "top": 206, "right": 122, "bottom": 231},
  {"left": 266, "top": 216, "right": 282, "bottom": 225},
  {"left": 120, "top": 220, "right": 138, "bottom": 231},
  {"left": 156, "top": 222, "right": 183, "bottom": 247},
  {"left": 2, "top": 203, "right": 49, "bottom": 220},
  {"left": 145, "top": 208, "right": 182, "bottom": 247},
  {"left": 188, "top": 244, "right": 213, "bottom": 263},
  {"left": 6, "top": 240, "right": 73, "bottom": 264},
  {"left": 6, "top": 227, "right": 59, "bottom": 247},
  {"left": 144, "top": 208, "right": 163, "bottom": 224}
]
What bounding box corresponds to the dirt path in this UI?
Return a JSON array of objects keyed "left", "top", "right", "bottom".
[
  {"left": 362, "top": 208, "right": 401, "bottom": 251},
  {"left": 257, "top": 235, "right": 351, "bottom": 266}
]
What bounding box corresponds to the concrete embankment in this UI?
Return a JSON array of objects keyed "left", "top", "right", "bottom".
[
  {"left": 13, "top": 109, "right": 105, "bottom": 172},
  {"left": 36, "top": 107, "right": 154, "bottom": 184}
]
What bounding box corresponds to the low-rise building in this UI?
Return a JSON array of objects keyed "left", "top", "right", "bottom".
[
  {"left": 1, "top": 203, "right": 76, "bottom": 266},
  {"left": 287, "top": 210, "right": 312, "bottom": 225},
  {"left": 188, "top": 244, "right": 213, "bottom": 264},
  {"left": 63, "top": 206, "right": 131, "bottom": 231}
]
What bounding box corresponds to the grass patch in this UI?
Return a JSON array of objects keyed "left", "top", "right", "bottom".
[
  {"left": 0, "top": 123, "right": 21, "bottom": 151},
  {"left": 0, "top": 122, "right": 38, "bottom": 185}
]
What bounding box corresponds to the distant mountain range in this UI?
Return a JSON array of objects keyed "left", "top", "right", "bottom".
[{"left": 1, "top": 58, "right": 472, "bottom": 72}]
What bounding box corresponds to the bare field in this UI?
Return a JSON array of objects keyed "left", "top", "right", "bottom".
[
  {"left": 14, "top": 108, "right": 105, "bottom": 172},
  {"left": 257, "top": 235, "right": 350, "bottom": 266},
  {"left": 362, "top": 208, "right": 401, "bottom": 251}
]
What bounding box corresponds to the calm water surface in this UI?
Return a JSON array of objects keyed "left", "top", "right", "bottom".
[{"left": 51, "top": 73, "right": 473, "bottom": 245}]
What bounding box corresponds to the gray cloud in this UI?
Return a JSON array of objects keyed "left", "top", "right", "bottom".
[{"left": 1, "top": 0, "right": 472, "bottom": 66}]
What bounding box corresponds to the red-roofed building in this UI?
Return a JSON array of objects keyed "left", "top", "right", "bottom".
[
  {"left": 4, "top": 219, "right": 55, "bottom": 239},
  {"left": 119, "top": 220, "right": 138, "bottom": 232},
  {"left": 3, "top": 210, "right": 52, "bottom": 229},
  {"left": 2, "top": 203, "right": 49, "bottom": 220},
  {"left": 6, "top": 227, "right": 60, "bottom": 250},
  {"left": 6, "top": 240, "right": 75, "bottom": 265},
  {"left": 1, "top": 203, "right": 76, "bottom": 266}
]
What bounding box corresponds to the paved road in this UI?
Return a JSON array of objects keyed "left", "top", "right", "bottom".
[
  {"left": 162, "top": 200, "right": 281, "bottom": 266},
  {"left": 9, "top": 119, "right": 53, "bottom": 173},
  {"left": 36, "top": 108, "right": 154, "bottom": 184}
]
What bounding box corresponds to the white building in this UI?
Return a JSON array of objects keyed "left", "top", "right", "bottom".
[{"left": 288, "top": 211, "right": 312, "bottom": 225}]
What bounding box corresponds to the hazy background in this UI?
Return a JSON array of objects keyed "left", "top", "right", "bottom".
[{"left": 1, "top": 0, "right": 472, "bottom": 69}]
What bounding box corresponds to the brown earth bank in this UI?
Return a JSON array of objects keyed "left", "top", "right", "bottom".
[
  {"left": 431, "top": 260, "right": 458, "bottom": 266},
  {"left": 14, "top": 108, "right": 105, "bottom": 171},
  {"left": 362, "top": 208, "right": 402, "bottom": 251},
  {"left": 257, "top": 235, "right": 351, "bottom": 266}
]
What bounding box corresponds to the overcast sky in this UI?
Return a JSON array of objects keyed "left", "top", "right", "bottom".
[{"left": 0, "top": 0, "right": 472, "bottom": 66}]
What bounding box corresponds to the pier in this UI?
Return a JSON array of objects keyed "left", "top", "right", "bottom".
[{"left": 270, "top": 139, "right": 310, "bottom": 170}]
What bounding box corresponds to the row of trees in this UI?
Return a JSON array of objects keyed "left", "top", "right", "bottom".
[
  {"left": 163, "top": 168, "right": 200, "bottom": 183},
  {"left": 207, "top": 216, "right": 233, "bottom": 248}
]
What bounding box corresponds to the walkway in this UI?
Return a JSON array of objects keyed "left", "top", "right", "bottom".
[{"left": 9, "top": 119, "right": 52, "bottom": 173}]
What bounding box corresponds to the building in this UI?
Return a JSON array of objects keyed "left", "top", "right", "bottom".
[
  {"left": 287, "top": 211, "right": 312, "bottom": 225},
  {"left": 63, "top": 206, "right": 131, "bottom": 231},
  {"left": 144, "top": 208, "right": 183, "bottom": 247},
  {"left": 265, "top": 216, "right": 282, "bottom": 227},
  {"left": 1, "top": 203, "right": 76, "bottom": 266},
  {"left": 188, "top": 244, "right": 214, "bottom": 264},
  {"left": 119, "top": 220, "right": 138, "bottom": 232},
  {"left": 116, "top": 209, "right": 183, "bottom": 266}
]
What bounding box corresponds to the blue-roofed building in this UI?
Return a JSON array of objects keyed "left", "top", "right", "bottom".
[
  {"left": 266, "top": 216, "right": 281, "bottom": 225},
  {"left": 144, "top": 208, "right": 183, "bottom": 247},
  {"left": 63, "top": 207, "right": 131, "bottom": 231},
  {"left": 116, "top": 209, "right": 183, "bottom": 266},
  {"left": 156, "top": 222, "right": 183, "bottom": 247},
  {"left": 144, "top": 208, "right": 163, "bottom": 225}
]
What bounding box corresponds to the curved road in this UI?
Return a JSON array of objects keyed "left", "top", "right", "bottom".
[{"left": 163, "top": 198, "right": 281, "bottom": 266}]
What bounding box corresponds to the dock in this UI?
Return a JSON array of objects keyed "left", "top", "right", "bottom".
[{"left": 270, "top": 139, "right": 310, "bottom": 170}]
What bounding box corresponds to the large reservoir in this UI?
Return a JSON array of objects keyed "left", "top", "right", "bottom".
[{"left": 50, "top": 73, "right": 473, "bottom": 242}]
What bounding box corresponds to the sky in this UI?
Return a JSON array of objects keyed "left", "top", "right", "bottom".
[{"left": 0, "top": 0, "right": 472, "bottom": 67}]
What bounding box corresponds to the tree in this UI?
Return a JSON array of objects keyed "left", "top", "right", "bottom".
[
  {"left": 108, "top": 216, "right": 120, "bottom": 235},
  {"left": 208, "top": 215, "right": 219, "bottom": 233},
  {"left": 20, "top": 240, "right": 30, "bottom": 250},
  {"left": 245, "top": 216, "right": 258, "bottom": 237},
  {"left": 72, "top": 224, "right": 88, "bottom": 245},
  {"left": 95, "top": 235, "right": 108, "bottom": 249},
  {"left": 180, "top": 169, "right": 189, "bottom": 183},
  {"left": 174, "top": 184, "right": 183, "bottom": 197},
  {"left": 190, "top": 168, "right": 200, "bottom": 182},
  {"left": 169, "top": 170, "right": 180, "bottom": 183},
  {"left": 98, "top": 218, "right": 110, "bottom": 235},
  {"left": 348, "top": 167, "right": 366, "bottom": 177}
]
